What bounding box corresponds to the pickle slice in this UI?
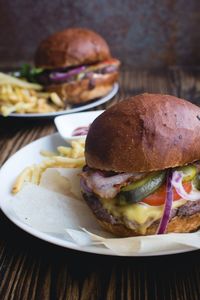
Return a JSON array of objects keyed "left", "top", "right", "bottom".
[
  {"left": 116, "top": 171, "right": 166, "bottom": 205},
  {"left": 176, "top": 165, "right": 197, "bottom": 182},
  {"left": 193, "top": 173, "right": 200, "bottom": 190}
]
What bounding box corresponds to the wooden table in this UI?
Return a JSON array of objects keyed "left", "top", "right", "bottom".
[{"left": 1, "top": 68, "right": 200, "bottom": 300}]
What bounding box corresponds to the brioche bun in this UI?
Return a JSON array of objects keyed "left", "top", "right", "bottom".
[
  {"left": 85, "top": 93, "right": 200, "bottom": 173},
  {"left": 35, "top": 28, "right": 111, "bottom": 69}
]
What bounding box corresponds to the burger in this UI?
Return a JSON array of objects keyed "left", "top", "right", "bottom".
[
  {"left": 34, "top": 28, "right": 120, "bottom": 104},
  {"left": 80, "top": 93, "right": 200, "bottom": 236}
]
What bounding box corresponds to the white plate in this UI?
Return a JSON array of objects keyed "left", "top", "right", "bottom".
[
  {"left": 54, "top": 110, "right": 104, "bottom": 142},
  {"left": 0, "top": 132, "right": 197, "bottom": 256},
  {"left": 5, "top": 83, "right": 118, "bottom": 119}
]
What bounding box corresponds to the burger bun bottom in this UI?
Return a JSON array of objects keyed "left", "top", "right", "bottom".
[
  {"left": 97, "top": 213, "right": 200, "bottom": 237},
  {"left": 46, "top": 72, "right": 119, "bottom": 104}
]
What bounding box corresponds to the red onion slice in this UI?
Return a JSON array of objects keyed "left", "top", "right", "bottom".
[
  {"left": 80, "top": 177, "right": 92, "bottom": 193},
  {"left": 171, "top": 171, "right": 200, "bottom": 201},
  {"left": 157, "top": 170, "right": 173, "bottom": 234},
  {"left": 50, "top": 66, "right": 86, "bottom": 82}
]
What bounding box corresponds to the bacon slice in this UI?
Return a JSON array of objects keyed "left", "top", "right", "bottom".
[{"left": 81, "top": 168, "right": 146, "bottom": 199}]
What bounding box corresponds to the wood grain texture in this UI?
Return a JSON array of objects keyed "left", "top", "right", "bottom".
[{"left": 0, "top": 68, "right": 200, "bottom": 300}]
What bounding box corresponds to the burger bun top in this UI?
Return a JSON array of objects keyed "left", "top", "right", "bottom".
[
  {"left": 35, "top": 28, "right": 111, "bottom": 69},
  {"left": 85, "top": 93, "right": 200, "bottom": 172}
]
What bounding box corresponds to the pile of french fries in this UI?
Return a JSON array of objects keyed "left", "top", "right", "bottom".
[
  {"left": 0, "top": 72, "right": 65, "bottom": 116},
  {"left": 12, "top": 139, "right": 85, "bottom": 194}
]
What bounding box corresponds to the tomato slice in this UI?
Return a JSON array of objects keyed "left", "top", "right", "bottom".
[
  {"left": 104, "top": 58, "right": 120, "bottom": 65},
  {"left": 142, "top": 182, "right": 192, "bottom": 206}
]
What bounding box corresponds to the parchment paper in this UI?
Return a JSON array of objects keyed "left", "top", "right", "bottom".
[{"left": 12, "top": 168, "right": 200, "bottom": 255}]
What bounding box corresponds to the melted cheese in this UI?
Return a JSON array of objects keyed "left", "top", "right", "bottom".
[{"left": 101, "top": 198, "right": 186, "bottom": 234}]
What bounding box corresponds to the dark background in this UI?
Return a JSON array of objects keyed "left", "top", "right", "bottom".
[{"left": 0, "top": 0, "right": 200, "bottom": 69}]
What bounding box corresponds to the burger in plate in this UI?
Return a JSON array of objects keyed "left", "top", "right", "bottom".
[
  {"left": 80, "top": 93, "right": 200, "bottom": 236},
  {"left": 34, "top": 28, "right": 120, "bottom": 104}
]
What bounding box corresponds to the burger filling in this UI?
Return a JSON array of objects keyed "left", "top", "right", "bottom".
[
  {"left": 19, "top": 59, "right": 120, "bottom": 86},
  {"left": 81, "top": 163, "right": 200, "bottom": 234}
]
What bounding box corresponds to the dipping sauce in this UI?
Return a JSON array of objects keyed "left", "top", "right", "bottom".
[{"left": 72, "top": 125, "right": 90, "bottom": 136}]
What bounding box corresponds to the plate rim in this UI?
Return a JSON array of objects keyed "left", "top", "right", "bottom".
[
  {"left": 0, "top": 131, "right": 198, "bottom": 257},
  {"left": 3, "top": 83, "right": 119, "bottom": 119}
]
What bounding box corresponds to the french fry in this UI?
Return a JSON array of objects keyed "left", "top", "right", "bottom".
[
  {"left": 12, "top": 166, "right": 34, "bottom": 194},
  {"left": 1, "top": 102, "right": 36, "bottom": 116},
  {"left": 12, "top": 140, "right": 86, "bottom": 194},
  {"left": 0, "top": 72, "right": 42, "bottom": 90},
  {"left": 77, "top": 139, "right": 86, "bottom": 146},
  {"left": 50, "top": 92, "right": 64, "bottom": 108},
  {"left": 31, "top": 166, "right": 42, "bottom": 185},
  {"left": 57, "top": 146, "right": 72, "bottom": 157},
  {"left": 0, "top": 72, "right": 67, "bottom": 115},
  {"left": 71, "top": 141, "right": 85, "bottom": 158},
  {"left": 51, "top": 156, "right": 85, "bottom": 167},
  {"left": 40, "top": 150, "right": 57, "bottom": 157},
  {"left": 37, "top": 92, "right": 51, "bottom": 98}
]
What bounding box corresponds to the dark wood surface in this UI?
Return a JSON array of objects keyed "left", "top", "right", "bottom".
[{"left": 1, "top": 69, "right": 200, "bottom": 300}]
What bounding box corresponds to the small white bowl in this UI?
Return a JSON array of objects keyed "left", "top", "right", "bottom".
[{"left": 54, "top": 110, "right": 104, "bottom": 143}]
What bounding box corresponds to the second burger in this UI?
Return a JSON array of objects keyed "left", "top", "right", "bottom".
[{"left": 34, "top": 28, "right": 120, "bottom": 104}]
